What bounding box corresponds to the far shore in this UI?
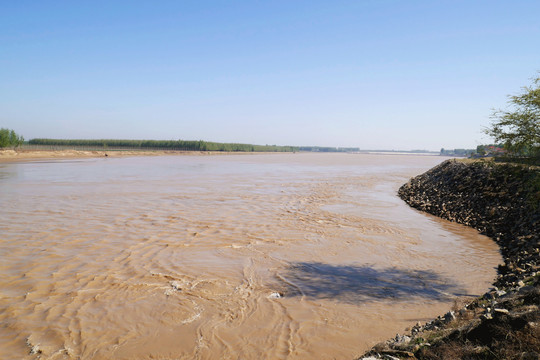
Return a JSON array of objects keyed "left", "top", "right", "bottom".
[
  {"left": 0, "top": 149, "right": 281, "bottom": 163},
  {"left": 0, "top": 149, "right": 449, "bottom": 163}
]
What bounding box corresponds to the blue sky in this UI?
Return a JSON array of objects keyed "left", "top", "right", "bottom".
[{"left": 1, "top": 1, "right": 539, "bottom": 150}]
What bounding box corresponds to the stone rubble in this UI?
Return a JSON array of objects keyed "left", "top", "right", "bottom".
[{"left": 358, "top": 159, "right": 539, "bottom": 359}]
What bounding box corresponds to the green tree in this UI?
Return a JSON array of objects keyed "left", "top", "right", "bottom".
[
  {"left": 0, "top": 128, "right": 24, "bottom": 148},
  {"left": 476, "top": 145, "right": 486, "bottom": 156},
  {"left": 485, "top": 76, "right": 540, "bottom": 157}
]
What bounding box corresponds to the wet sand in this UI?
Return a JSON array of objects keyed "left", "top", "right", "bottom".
[{"left": 0, "top": 153, "right": 502, "bottom": 359}]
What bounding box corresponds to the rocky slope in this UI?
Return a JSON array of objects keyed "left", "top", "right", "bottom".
[{"left": 359, "top": 159, "right": 539, "bottom": 359}]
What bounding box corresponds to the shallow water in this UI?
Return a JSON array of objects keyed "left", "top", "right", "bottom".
[{"left": 0, "top": 153, "right": 501, "bottom": 359}]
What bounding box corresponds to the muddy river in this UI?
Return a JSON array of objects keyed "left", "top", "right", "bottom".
[{"left": 0, "top": 153, "right": 501, "bottom": 359}]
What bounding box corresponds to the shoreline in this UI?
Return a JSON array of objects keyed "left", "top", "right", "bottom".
[
  {"left": 359, "top": 159, "right": 539, "bottom": 359},
  {"left": 0, "top": 149, "right": 452, "bottom": 164},
  {"left": 0, "top": 149, "right": 285, "bottom": 163}
]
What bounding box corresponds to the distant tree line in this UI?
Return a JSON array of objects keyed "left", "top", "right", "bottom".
[
  {"left": 0, "top": 128, "right": 24, "bottom": 148},
  {"left": 299, "top": 146, "right": 360, "bottom": 152},
  {"left": 28, "top": 138, "right": 298, "bottom": 152},
  {"left": 475, "top": 144, "right": 505, "bottom": 156},
  {"left": 439, "top": 148, "right": 476, "bottom": 157}
]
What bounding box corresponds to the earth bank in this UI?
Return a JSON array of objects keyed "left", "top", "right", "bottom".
[{"left": 359, "top": 159, "right": 539, "bottom": 359}]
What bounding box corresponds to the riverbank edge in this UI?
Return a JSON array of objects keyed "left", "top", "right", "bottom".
[
  {"left": 359, "top": 159, "right": 539, "bottom": 359},
  {"left": 0, "top": 149, "right": 289, "bottom": 163}
]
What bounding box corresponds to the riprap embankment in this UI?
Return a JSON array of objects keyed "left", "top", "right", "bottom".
[{"left": 360, "top": 159, "right": 539, "bottom": 359}]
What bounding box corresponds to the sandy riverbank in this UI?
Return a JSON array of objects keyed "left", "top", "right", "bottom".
[{"left": 0, "top": 149, "right": 259, "bottom": 163}]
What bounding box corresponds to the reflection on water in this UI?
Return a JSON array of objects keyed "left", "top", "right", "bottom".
[{"left": 0, "top": 153, "right": 501, "bottom": 359}]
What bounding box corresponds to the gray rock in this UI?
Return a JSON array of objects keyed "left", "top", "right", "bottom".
[
  {"left": 393, "top": 334, "right": 411, "bottom": 344},
  {"left": 443, "top": 311, "right": 456, "bottom": 322}
]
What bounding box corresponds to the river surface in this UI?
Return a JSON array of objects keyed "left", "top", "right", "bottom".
[{"left": 0, "top": 153, "right": 502, "bottom": 359}]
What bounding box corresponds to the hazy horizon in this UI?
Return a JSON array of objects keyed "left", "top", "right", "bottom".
[{"left": 2, "top": 1, "right": 540, "bottom": 151}]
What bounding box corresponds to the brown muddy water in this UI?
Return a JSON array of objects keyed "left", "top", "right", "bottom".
[{"left": 0, "top": 153, "right": 501, "bottom": 359}]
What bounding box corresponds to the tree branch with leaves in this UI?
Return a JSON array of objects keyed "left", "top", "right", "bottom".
[{"left": 485, "top": 76, "right": 540, "bottom": 157}]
